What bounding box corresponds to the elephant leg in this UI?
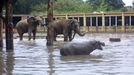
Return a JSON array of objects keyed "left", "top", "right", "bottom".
[
  {"left": 54, "top": 35, "right": 57, "bottom": 41},
  {"left": 63, "top": 30, "right": 68, "bottom": 41},
  {"left": 32, "top": 30, "right": 36, "bottom": 40},
  {"left": 18, "top": 32, "right": 23, "bottom": 40},
  {"left": 53, "top": 32, "right": 57, "bottom": 41},
  {"left": 63, "top": 32, "right": 68, "bottom": 41},
  {"left": 68, "top": 31, "right": 74, "bottom": 41},
  {"left": 68, "top": 33, "right": 72, "bottom": 41},
  {"left": 28, "top": 30, "right": 32, "bottom": 41},
  {"left": 19, "top": 34, "right": 23, "bottom": 40}
]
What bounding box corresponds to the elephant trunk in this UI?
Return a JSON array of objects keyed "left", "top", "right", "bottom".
[
  {"left": 70, "top": 32, "right": 76, "bottom": 41},
  {"left": 76, "top": 29, "right": 85, "bottom": 36}
]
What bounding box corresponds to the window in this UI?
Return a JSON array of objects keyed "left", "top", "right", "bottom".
[
  {"left": 98, "top": 17, "right": 102, "bottom": 26},
  {"left": 86, "top": 17, "right": 90, "bottom": 26},
  {"left": 117, "top": 16, "right": 122, "bottom": 26},
  {"left": 125, "top": 16, "right": 130, "bottom": 26},
  {"left": 105, "top": 16, "right": 109, "bottom": 26},
  {"left": 131, "top": 16, "right": 134, "bottom": 26}
]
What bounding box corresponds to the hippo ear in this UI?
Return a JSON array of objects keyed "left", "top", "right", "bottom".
[
  {"left": 99, "top": 41, "right": 105, "bottom": 46},
  {"left": 94, "top": 41, "right": 105, "bottom": 46},
  {"left": 101, "top": 42, "right": 105, "bottom": 46}
]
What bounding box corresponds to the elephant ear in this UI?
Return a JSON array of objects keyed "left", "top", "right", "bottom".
[
  {"left": 70, "top": 19, "right": 76, "bottom": 25},
  {"left": 69, "top": 19, "right": 77, "bottom": 29},
  {"left": 35, "top": 16, "right": 44, "bottom": 26}
]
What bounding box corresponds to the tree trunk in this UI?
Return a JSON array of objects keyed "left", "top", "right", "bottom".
[
  {"left": 5, "top": 0, "right": 14, "bottom": 50},
  {"left": 0, "top": 0, "right": 4, "bottom": 50},
  {"left": 46, "top": 0, "right": 54, "bottom": 46},
  {"left": 0, "top": 5, "right": 3, "bottom": 50}
]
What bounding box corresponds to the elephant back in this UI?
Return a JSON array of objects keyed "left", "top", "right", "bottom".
[{"left": 16, "top": 19, "right": 29, "bottom": 28}]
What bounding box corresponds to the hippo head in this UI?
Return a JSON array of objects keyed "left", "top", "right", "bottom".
[{"left": 93, "top": 41, "right": 105, "bottom": 50}]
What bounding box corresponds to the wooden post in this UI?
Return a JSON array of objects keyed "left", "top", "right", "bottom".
[
  {"left": 65, "top": 14, "right": 68, "bottom": 19},
  {"left": 102, "top": 14, "right": 105, "bottom": 32},
  {"left": 0, "top": 15, "right": 3, "bottom": 50},
  {"left": 0, "top": 5, "right": 3, "bottom": 50},
  {"left": 5, "top": 0, "right": 14, "bottom": 50},
  {"left": 46, "top": 0, "right": 54, "bottom": 46},
  {"left": 122, "top": 12, "right": 125, "bottom": 32},
  {"left": 0, "top": 1, "right": 4, "bottom": 50},
  {"left": 83, "top": 13, "right": 86, "bottom": 32}
]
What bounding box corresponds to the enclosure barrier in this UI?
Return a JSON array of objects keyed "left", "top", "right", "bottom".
[{"left": 12, "top": 12, "right": 134, "bottom": 33}]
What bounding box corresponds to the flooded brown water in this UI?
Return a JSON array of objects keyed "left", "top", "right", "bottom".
[{"left": 1, "top": 33, "right": 134, "bottom": 75}]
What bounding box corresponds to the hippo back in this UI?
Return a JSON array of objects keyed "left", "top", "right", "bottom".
[{"left": 60, "top": 40, "right": 105, "bottom": 56}]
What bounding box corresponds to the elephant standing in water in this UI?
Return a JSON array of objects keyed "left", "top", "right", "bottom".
[
  {"left": 60, "top": 40, "right": 105, "bottom": 56},
  {"left": 16, "top": 16, "right": 44, "bottom": 40},
  {"left": 47, "top": 19, "right": 85, "bottom": 42}
]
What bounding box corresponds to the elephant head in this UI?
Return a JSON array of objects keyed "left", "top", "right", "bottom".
[
  {"left": 69, "top": 19, "right": 85, "bottom": 40},
  {"left": 27, "top": 17, "right": 38, "bottom": 27},
  {"left": 35, "top": 16, "right": 44, "bottom": 26},
  {"left": 27, "top": 16, "right": 44, "bottom": 27},
  {"left": 92, "top": 41, "right": 105, "bottom": 50}
]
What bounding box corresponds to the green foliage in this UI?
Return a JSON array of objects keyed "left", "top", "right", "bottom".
[
  {"left": 86, "top": 0, "right": 125, "bottom": 12},
  {"left": 13, "top": 0, "right": 32, "bottom": 14},
  {"left": 13, "top": 0, "right": 47, "bottom": 14},
  {"left": 54, "top": 0, "right": 81, "bottom": 13},
  {"left": 13, "top": 0, "right": 128, "bottom": 15},
  {"left": 75, "top": 3, "right": 93, "bottom": 13},
  {"left": 31, "top": 3, "right": 47, "bottom": 14}
]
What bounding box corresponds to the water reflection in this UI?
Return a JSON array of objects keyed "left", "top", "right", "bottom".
[
  {"left": 0, "top": 51, "right": 14, "bottom": 75},
  {"left": 5, "top": 51, "right": 14, "bottom": 75},
  {"left": 0, "top": 51, "right": 4, "bottom": 75},
  {"left": 47, "top": 46, "right": 55, "bottom": 75},
  {"left": 60, "top": 55, "right": 103, "bottom": 62}
]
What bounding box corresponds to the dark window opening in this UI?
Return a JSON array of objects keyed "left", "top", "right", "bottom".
[
  {"left": 125, "top": 16, "right": 130, "bottom": 26},
  {"left": 45, "top": 18, "right": 48, "bottom": 26},
  {"left": 86, "top": 17, "right": 90, "bottom": 26},
  {"left": 131, "top": 16, "right": 134, "bottom": 26},
  {"left": 117, "top": 16, "right": 122, "bottom": 26},
  {"left": 98, "top": 17, "right": 102, "bottom": 26},
  {"left": 105, "top": 17, "right": 109, "bottom": 26},
  {"left": 111, "top": 16, "right": 115, "bottom": 26},
  {"left": 79, "top": 17, "right": 83, "bottom": 26},
  {"left": 92, "top": 17, "right": 96, "bottom": 26},
  {"left": 74, "top": 17, "right": 78, "bottom": 20},
  {"left": 13, "top": 16, "right": 21, "bottom": 28},
  {"left": 68, "top": 17, "right": 72, "bottom": 19}
]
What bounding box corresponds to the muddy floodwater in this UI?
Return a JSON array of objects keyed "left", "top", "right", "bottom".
[{"left": 1, "top": 33, "right": 134, "bottom": 75}]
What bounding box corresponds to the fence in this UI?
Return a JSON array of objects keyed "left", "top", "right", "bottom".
[{"left": 12, "top": 12, "right": 134, "bottom": 33}]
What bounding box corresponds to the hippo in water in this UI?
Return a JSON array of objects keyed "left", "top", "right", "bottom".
[{"left": 60, "top": 40, "right": 105, "bottom": 56}]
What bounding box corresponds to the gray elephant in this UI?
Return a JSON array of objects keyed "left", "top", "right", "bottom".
[
  {"left": 48, "top": 19, "right": 85, "bottom": 41},
  {"left": 16, "top": 16, "right": 43, "bottom": 40},
  {"left": 60, "top": 40, "right": 105, "bottom": 56}
]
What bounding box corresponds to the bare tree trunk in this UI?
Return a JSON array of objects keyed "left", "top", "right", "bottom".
[
  {"left": 0, "top": 1, "right": 4, "bottom": 50},
  {"left": 5, "top": 0, "right": 14, "bottom": 50},
  {"left": 46, "top": 0, "right": 54, "bottom": 46}
]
